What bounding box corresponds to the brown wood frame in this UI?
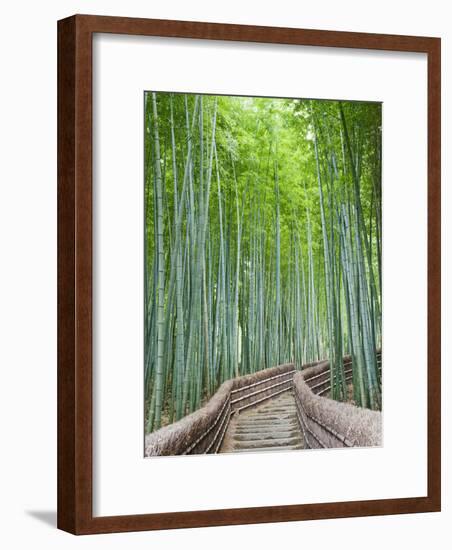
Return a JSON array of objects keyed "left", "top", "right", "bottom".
[{"left": 57, "top": 14, "right": 441, "bottom": 535}]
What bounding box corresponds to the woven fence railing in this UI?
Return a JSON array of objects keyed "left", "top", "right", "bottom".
[
  {"left": 145, "top": 363, "right": 295, "bottom": 456},
  {"left": 145, "top": 353, "right": 382, "bottom": 456},
  {"left": 294, "top": 355, "right": 382, "bottom": 449}
]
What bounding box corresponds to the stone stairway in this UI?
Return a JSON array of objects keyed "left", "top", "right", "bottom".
[{"left": 219, "top": 391, "right": 304, "bottom": 453}]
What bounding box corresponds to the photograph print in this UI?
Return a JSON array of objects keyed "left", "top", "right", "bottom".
[{"left": 144, "top": 92, "right": 382, "bottom": 457}]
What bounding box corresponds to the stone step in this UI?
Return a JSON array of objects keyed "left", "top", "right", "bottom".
[
  {"left": 235, "top": 421, "right": 298, "bottom": 430},
  {"left": 258, "top": 398, "right": 294, "bottom": 404},
  {"left": 233, "top": 431, "right": 300, "bottom": 441},
  {"left": 236, "top": 418, "right": 298, "bottom": 425},
  {"left": 233, "top": 436, "right": 302, "bottom": 449},
  {"left": 255, "top": 409, "right": 297, "bottom": 415},
  {"left": 235, "top": 425, "right": 298, "bottom": 434},
  {"left": 259, "top": 402, "right": 295, "bottom": 411},
  {"left": 219, "top": 390, "right": 305, "bottom": 453},
  {"left": 232, "top": 444, "right": 304, "bottom": 453},
  {"left": 236, "top": 416, "right": 297, "bottom": 427},
  {"left": 242, "top": 413, "right": 296, "bottom": 421}
]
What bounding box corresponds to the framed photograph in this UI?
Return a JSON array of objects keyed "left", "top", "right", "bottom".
[{"left": 58, "top": 14, "right": 441, "bottom": 534}]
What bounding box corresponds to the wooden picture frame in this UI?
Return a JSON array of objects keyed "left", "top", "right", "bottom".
[{"left": 58, "top": 14, "right": 441, "bottom": 535}]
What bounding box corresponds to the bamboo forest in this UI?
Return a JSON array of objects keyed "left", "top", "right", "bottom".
[{"left": 144, "top": 92, "right": 382, "bottom": 442}]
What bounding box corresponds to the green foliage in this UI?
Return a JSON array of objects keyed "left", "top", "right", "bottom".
[{"left": 144, "top": 92, "right": 382, "bottom": 432}]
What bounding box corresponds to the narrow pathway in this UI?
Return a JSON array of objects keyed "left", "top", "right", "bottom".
[{"left": 219, "top": 391, "right": 304, "bottom": 453}]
